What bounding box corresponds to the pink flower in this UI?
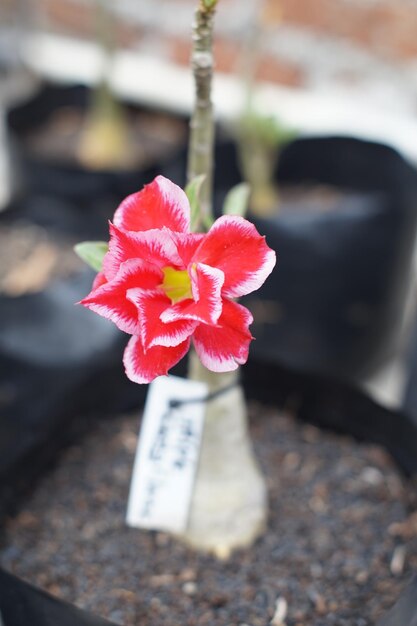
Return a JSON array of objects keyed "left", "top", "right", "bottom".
[{"left": 80, "top": 176, "right": 276, "bottom": 383}]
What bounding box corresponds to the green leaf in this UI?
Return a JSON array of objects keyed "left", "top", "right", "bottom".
[
  {"left": 185, "top": 174, "right": 206, "bottom": 231},
  {"left": 74, "top": 241, "right": 108, "bottom": 272},
  {"left": 202, "top": 0, "right": 218, "bottom": 10},
  {"left": 223, "top": 183, "right": 251, "bottom": 217},
  {"left": 239, "top": 112, "right": 298, "bottom": 149}
]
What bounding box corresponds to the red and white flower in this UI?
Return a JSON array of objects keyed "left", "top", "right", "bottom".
[{"left": 80, "top": 175, "right": 276, "bottom": 383}]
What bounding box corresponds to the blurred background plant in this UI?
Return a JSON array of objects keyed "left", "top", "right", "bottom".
[
  {"left": 76, "top": 0, "right": 135, "bottom": 171},
  {"left": 235, "top": 0, "right": 297, "bottom": 216}
]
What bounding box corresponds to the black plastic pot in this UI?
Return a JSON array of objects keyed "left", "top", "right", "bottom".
[
  {"left": 0, "top": 568, "right": 116, "bottom": 626},
  {"left": 214, "top": 136, "right": 417, "bottom": 381},
  {"left": 6, "top": 82, "right": 188, "bottom": 212},
  {"left": 0, "top": 270, "right": 147, "bottom": 525},
  {"left": 1, "top": 356, "right": 417, "bottom": 625},
  {"left": 377, "top": 577, "right": 417, "bottom": 626}
]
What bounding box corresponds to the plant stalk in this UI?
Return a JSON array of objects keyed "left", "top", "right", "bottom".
[
  {"left": 179, "top": 1, "right": 268, "bottom": 557},
  {"left": 236, "top": 0, "right": 284, "bottom": 216},
  {"left": 186, "top": 0, "right": 218, "bottom": 226},
  {"left": 181, "top": 351, "right": 267, "bottom": 558}
]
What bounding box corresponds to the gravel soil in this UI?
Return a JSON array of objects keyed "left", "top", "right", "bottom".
[{"left": 1, "top": 405, "right": 416, "bottom": 626}]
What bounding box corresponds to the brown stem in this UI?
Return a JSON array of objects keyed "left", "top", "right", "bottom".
[{"left": 187, "top": 1, "right": 218, "bottom": 225}]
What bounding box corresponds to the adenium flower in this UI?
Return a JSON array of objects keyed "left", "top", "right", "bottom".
[{"left": 80, "top": 176, "right": 276, "bottom": 383}]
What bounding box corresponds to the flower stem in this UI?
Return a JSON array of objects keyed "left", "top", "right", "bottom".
[{"left": 187, "top": 0, "right": 218, "bottom": 227}]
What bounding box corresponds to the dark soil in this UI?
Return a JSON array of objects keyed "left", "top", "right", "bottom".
[
  {"left": 0, "top": 220, "right": 83, "bottom": 295},
  {"left": 1, "top": 406, "right": 416, "bottom": 626}
]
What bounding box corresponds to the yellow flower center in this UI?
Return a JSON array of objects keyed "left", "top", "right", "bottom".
[{"left": 161, "top": 267, "right": 192, "bottom": 304}]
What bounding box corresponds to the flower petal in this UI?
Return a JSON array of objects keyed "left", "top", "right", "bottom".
[
  {"left": 113, "top": 175, "right": 190, "bottom": 233},
  {"left": 92, "top": 271, "right": 107, "bottom": 290},
  {"left": 123, "top": 334, "right": 191, "bottom": 384},
  {"left": 80, "top": 260, "right": 163, "bottom": 334},
  {"left": 103, "top": 223, "right": 181, "bottom": 280},
  {"left": 193, "top": 299, "right": 254, "bottom": 372},
  {"left": 126, "top": 288, "right": 197, "bottom": 348},
  {"left": 161, "top": 263, "right": 224, "bottom": 326},
  {"left": 169, "top": 232, "right": 205, "bottom": 266},
  {"left": 193, "top": 215, "right": 276, "bottom": 298}
]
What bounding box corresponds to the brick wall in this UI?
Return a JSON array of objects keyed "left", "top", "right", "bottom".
[{"left": 27, "top": 0, "right": 417, "bottom": 111}]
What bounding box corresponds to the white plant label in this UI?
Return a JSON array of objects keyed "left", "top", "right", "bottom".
[{"left": 126, "top": 375, "right": 207, "bottom": 534}]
